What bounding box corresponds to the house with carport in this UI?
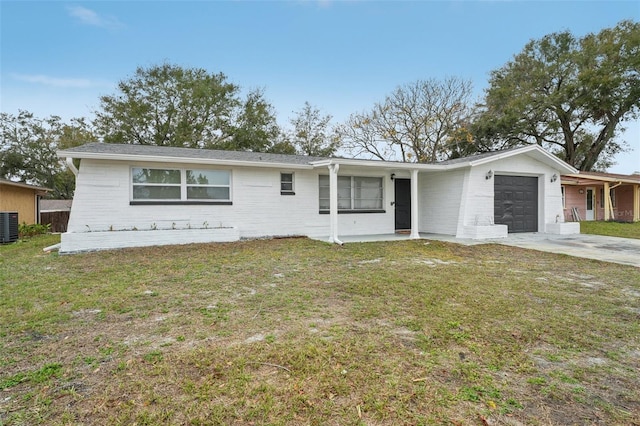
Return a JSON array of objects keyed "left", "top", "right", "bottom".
[
  {"left": 561, "top": 171, "right": 640, "bottom": 222},
  {"left": 57, "top": 143, "right": 578, "bottom": 253}
]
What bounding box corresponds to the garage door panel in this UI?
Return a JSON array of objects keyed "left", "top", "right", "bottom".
[{"left": 494, "top": 175, "right": 538, "bottom": 233}]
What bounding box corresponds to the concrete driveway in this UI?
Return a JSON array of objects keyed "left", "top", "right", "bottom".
[
  {"left": 488, "top": 233, "right": 640, "bottom": 268},
  {"left": 328, "top": 232, "right": 640, "bottom": 268}
]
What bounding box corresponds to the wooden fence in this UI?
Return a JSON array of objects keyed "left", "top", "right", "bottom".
[{"left": 41, "top": 211, "right": 70, "bottom": 233}]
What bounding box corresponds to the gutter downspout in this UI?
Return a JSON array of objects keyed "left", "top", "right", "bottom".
[
  {"left": 328, "top": 163, "right": 343, "bottom": 245},
  {"left": 66, "top": 158, "right": 79, "bottom": 177}
]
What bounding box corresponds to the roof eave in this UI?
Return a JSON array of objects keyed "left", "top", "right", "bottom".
[
  {"left": 0, "top": 179, "right": 52, "bottom": 192},
  {"left": 469, "top": 145, "right": 578, "bottom": 174},
  {"left": 310, "top": 158, "right": 463, "bottom": 171},
  {"left": 57, "top": 150, "right": 316, "bottom": 170},
  {"left": 562, "top": 173, "right": 640, "bottom": 185}
]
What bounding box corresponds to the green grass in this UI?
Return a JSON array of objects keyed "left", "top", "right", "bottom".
[
  {"left": 580, "top": 220, "right": 640, "bottom": 239},
  {"left": 1, "top": 234, "right": 639, "bottom": 425}
]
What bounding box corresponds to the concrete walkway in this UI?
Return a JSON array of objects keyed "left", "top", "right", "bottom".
[
  {"left": 322, "top": 233, "right": 640, "bottom": 268},
  {"left": 486, "top": 233, "right": 640, "bottom": 268}
]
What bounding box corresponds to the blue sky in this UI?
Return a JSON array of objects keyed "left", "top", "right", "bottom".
[{"left": 1, "top": 1, "right": 638, "bottom": 173}]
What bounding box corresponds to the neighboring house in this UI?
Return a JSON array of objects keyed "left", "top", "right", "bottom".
[
  {"left": 561, "top": 171, "right": 640, "bottom": 222},
  {"left": 57, "top": 143, "right": 578, "bottom": 253},
  {"left": 0, "top": 178, "right": 50, "bottom": 225},
  {"left": 40, "top": 200, "right": 73, "bottom": 233}
]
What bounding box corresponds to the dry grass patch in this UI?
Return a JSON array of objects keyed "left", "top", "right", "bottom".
[{"left": 1, "top": 235, "right": 639, "bottom": 425}]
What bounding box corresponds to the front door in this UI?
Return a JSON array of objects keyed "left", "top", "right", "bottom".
[
  {"left": 394, "top": 178, "right": 411, "bottom": 230},
  {"left": 585, "top": 188, "right": 595, "bottom": 220}
]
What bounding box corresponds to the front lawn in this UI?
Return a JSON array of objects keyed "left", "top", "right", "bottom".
[
  {"left": 1, "top": 235, "right": 639, "bottom": 425},
  {"left": 580, "top": 220, "right": 640, "bottom": 239}
]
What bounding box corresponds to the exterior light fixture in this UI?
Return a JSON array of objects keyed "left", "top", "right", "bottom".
[
  {"left": 551, "top": 174, "right": 558, "bottom": 183},
  {"left": 390, "top": 173, "right": 395, "bottom": 180},
  {"left": 486, "top": 170, "right": 493, "bottom": 180}
]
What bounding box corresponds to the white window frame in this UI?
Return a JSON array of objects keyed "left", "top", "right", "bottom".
[
  {"left": 319, "top": 175, "right": 384, "bottom": 213},
  {"left": 130, "top": 167, "right": 232, "bottom": 204},
  {"left": 280, "top": 172, "right": 295, "bottom": 195},
  {"left": 561, "top": 186, "right": 565, "bottom": 209}
]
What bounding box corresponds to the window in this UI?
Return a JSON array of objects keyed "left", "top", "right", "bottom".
[
  {"left": 319, "top": 175, "right": 383, "bottom": 212},
  {"left": 186, "top": 169, "right": 230, "bottom": 200},
  {"left": 599, "top": 188, "right": 603, "bottom": 208},
  {"left": 131, "top": 167, "right": 231, "bottom": 203},
  {"left": 132, "top": 168, "right": 181, "bottom": 200},
  {"left": 599, "top": 188, "right": 616, "bottom": 208},
  {"left": 281, "top": 172, "right": 295, "bottom": 195},
  {"left": 561, "top": 186, "right": 565, "bottom": 209}
]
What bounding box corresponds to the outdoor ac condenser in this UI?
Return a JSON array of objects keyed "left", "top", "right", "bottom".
[{"left": 0, "top": 212, "right": 19, "bottom": 243}]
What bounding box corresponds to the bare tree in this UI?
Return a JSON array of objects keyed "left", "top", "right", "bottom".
[{"left": 336, "top": 77, "right": 474, "bottom": 162}]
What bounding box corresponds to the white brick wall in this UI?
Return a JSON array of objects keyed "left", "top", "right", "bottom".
[{"left": 65, "top": 159, "right": 397, "bottom": 251}]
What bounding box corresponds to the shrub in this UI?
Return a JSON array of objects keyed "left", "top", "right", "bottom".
[{"left": 18, "top": 222, "right": 51, "bottom": 238}]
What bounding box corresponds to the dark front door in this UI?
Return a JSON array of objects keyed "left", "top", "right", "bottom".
[
  {"left": 494, "top": 175, "right": 538, "bottom": 233},
  {"left": 394, "top": 178, "right": 411, "bottom": 230}
]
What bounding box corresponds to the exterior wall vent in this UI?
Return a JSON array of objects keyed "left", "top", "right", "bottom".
[{"left": 0, "top": 212, "right": 19, "bottom": 243}]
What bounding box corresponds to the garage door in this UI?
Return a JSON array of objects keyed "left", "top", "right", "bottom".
[{"left": 494, "top": 175, "right": 538, "bottom": 233}]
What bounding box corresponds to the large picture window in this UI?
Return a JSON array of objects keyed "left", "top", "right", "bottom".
[
  {"left": 132, "top": 167, "right": 231, "bottom": 203},
  {"left": 319, "top": 175, "right": 383, "bottom": 212}
]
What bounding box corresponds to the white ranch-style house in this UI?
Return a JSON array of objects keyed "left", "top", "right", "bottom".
[{"left": 57, "top": 143, "right": 579, "bottom": 253}]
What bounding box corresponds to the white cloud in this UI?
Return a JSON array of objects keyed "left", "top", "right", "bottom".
[
  {"left": 67, "top": 5, "right": 123, "bottom": 30},
  {"left": 11, "top": 73, "right": 97, "bottom": 88}
]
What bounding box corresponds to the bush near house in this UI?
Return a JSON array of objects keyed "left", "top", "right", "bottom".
[{"left": 17, "top": 222, "right": 50, "bottom": 238}]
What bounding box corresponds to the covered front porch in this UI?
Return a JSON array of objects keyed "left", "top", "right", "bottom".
[{"left": 562, "top": 172, "right": 640, "bottom": 222}]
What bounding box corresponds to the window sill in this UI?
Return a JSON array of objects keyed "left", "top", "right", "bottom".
[
  {"left": 319, "top": 209, "right": 386, "bottom": 214},
  {"left": 130, "top": 201, "right": 233, "bottom": 206}
]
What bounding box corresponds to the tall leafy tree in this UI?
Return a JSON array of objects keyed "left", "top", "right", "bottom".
[
  {"left": 289, "top": 102, "right": 339, "bottom": 156},
  {"left": 474, "top": 20, "right": 640, "bottom": 171},
  {"left": 218, "top": 88, "right": 282, "bottom": 152},
  {"left": 94, "top": 63, "right": 283, "bottom": 151},
  {"left": 0, "top": 111, "right": 94, "bottom": 198},
  {"left": 335, "top": 77, "right": 473, "bottom": 162}
]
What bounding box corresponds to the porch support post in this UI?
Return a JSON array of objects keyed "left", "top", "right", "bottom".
[
  {"left": 603, "top": 181, "right": 610, "bottom": 221},
  {"left": 410, "top": 169, "right": 420, "bottom": 239},
  {"left": 634, "top": 184, "right": 639, "bottom": 222},
  {"left": 328, "top": 163, "right": 342, "bottom": 244}
]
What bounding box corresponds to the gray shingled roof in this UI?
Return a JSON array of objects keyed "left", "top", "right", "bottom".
[
  {"left": 60, "top": 142, "right": 553, "bottom": 170},
  {"left": 60, "top": 142, "right": 330, "bottom": 165},
  {"left": 40, "top": 199, "right": 73, "bottom": 211},
  {"left": 433, "top": 146, "right": 527, "bottom": 165}
]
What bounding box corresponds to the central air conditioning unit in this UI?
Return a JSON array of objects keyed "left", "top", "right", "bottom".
[{"left": 0, "top": 212, "right": 19, "bottom": 243}]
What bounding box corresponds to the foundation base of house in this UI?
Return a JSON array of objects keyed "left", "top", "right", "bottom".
[
  {"left": 460, "top": 225, "right": 508, "bottom": 240},
  {"left": 60, "top": 227, "right": 240, "bottom": 254},
  {"left": 545, "top": 222, "right": 580, "bottom": 235}
]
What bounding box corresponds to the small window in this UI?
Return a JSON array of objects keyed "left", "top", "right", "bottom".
[
  {"left": 561, "top": 186, "right": 565, "bottom": 209},
  {"left": 281, "top": 173, "right": 295, "bottom": 195}
]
